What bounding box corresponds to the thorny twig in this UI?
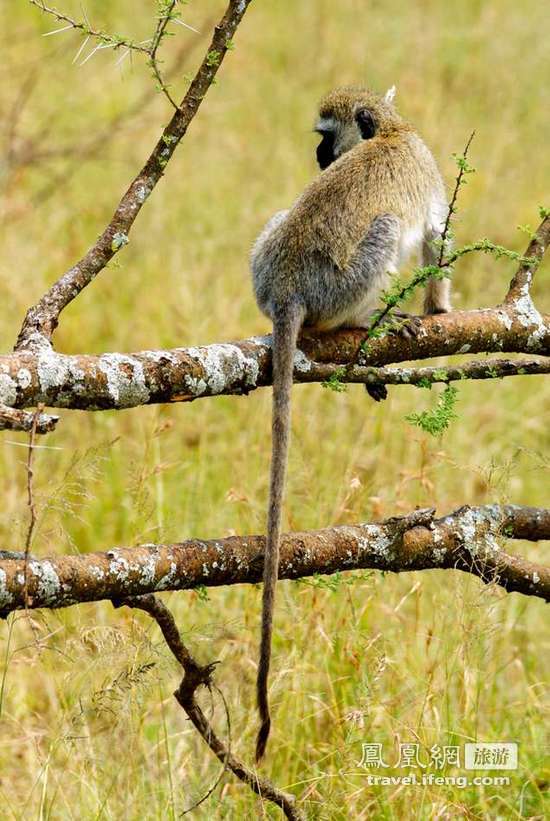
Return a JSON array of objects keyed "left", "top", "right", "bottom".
[
  {"left": 29, "top": 0, "right": 196, "bottom": 110},
  {"left": 30, "top": 0, "right": 196, "bottom": 111},
  {"left": 29, "top": 0, "right": 151, "bottom": 54},
  {"left": 117, "top": 595, "right": 304, "bottom": 820},
  {"left": 149, "top": 0, "right": 180, "bottom": 110},
  {"left": 436, "top": 130, "right": 476, "bottom": 267}
]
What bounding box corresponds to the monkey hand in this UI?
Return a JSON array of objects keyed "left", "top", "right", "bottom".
[{"left": 384, "top": 310, "right": 422, "bottom": 340}]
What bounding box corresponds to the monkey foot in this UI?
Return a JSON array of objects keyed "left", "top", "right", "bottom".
[{"left": 365, "top": 383, "right": 388, "bottom": 402}]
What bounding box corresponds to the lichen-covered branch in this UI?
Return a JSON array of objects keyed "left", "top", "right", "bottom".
[
  {"left": 0, "top": 505, "right": 548, "bottom": 615},
  {"left": 0, "top": 404, "right": 58, "bottom": 433},
  {"left": 16, "top": 0, "right": 253, "bottom": 348},
  {"left": 117, "top": 595, "right": 304, "bottom": 820},
  {"left": 1, "top": 304, "right": 548, "bottom": 412}
]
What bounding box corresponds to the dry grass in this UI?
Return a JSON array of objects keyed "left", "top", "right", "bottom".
[{"left": 0, "top": 1, "right": 548, "bottom": 818}]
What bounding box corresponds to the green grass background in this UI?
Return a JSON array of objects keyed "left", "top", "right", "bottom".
[{"left": 0, "top": 1, "right": 548, "bottom": 817}]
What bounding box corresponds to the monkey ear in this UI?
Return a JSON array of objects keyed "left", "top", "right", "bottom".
[{"left": 384, "top": 85, "right": 396, "bottom": 104}]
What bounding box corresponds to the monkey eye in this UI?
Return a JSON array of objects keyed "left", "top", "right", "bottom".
[{"left": 355, "top": 108, "right": 377, "bottom": 139}]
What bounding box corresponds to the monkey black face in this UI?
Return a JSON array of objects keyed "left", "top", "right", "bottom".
[
  {"left": 316, "top": 129, "right": 335, "bottom": 170},
  {"left": 355, "top": 108, "right": 377, "bottom": 140}
]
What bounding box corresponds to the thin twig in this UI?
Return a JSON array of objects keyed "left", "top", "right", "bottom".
[
  {"left": 29, "top": 0, "right": 198, "bottom": 112},
  {"left": 149, "top": 0, "right": 180, "bottom": 110},
  {"left": 4, "top": 23, "right": 216, "bottom": 209},
  {"left": 23, "top": 405, "right": 42, "bottom": 605},
  {"left": 437, "top": 130, "right": 476, "bottom": 267}
]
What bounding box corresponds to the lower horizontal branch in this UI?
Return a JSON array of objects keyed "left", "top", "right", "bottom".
[{"left": 0, "top": 505, "right": 547, "bottom": 615}]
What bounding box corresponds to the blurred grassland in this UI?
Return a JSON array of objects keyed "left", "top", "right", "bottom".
[{"left": 0, "top": 0, "right": 548, "bottom": 818}]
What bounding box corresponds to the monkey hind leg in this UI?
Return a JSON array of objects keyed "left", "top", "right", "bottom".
[{"left": 423, "top": 276, "right": 451, "bottom": 314}]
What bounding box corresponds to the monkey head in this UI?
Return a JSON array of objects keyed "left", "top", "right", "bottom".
[{"left": 315, "top": 85, "right": 400, "bottom": 170}]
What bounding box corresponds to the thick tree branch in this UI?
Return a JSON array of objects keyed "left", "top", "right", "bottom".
[
  {"left": 117, "top": 595, "right": 304, "bottom": 820},
  {"left": 1, "top": 305, "right": 548, "bottom": 412},
  {"left": 16, "top": 0, "right": 253, "bottom": 348},
  {"left": 0, "top": 505, "right": 547, "bottom": 615}
]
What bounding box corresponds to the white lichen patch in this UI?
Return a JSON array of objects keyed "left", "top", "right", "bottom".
[
  {"left": 0, "top": 568, "right": 14, "bottom": 608},
  {"left": 0, "top": 371, "right": 17, "bottom": 406},
  {"left": 37, "top": 348, "right": 71, "bottom": 393},
  {"left": 28, "top": 560, "right": 61, "bottom": 605},
  {"left": 451, "top": 507, "right": 501, "bottom": 558},
  {"left": 138, "top": 554, "right": 158, "bottom": 586},
  {"left": 513, "top": 295, "right": 547, "bottom": 349},
  {"left": 184, "top": 374, "right": 208, "bottom": 395},
  {"left": 497, "top": 311, "right": 513, "bottom": 331},
  {"left": 182, "top": 344, "right": 260, "bottom": 396},
  {"left": 136, "top": 185, "right": 151, "bottom": 203},
  {"left": 16, "top": 368, "right": 32, "bottom": 389},
  {"left": 248, "top": 335, "right": 271, "bottom": 348},
  {"left": 431, "top": 547, "right": 447, "bottom": 565},
  {"left": 457, "top": 344, "right": 471, "bottom": 354},
  {"left": 107, "top": 552, "right": 130, "bottom": 581},
  {"left": 388, "top": 367, "right": 411, "bottom": 383},
  {"left": 357, "top": 524, "right": 394, "bottom": 561},
  {"left": 98, "top": 354, "right": 150, "bottom": 408},
  {"left": 157, "top": 561, "right": 179, "bottom": 590},
  {"left": 141, "top": 349, "right": 178, "bottom": 364},
  {"left": 293, "top": 348, "right": 312, "bottom": 373},
  {"left": 514, "top": 295, "right": 540, "bottom": 327}
]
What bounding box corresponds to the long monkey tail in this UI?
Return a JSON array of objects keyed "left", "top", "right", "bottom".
[{"left": 256, "top": 300, "right": 305, "bottom": 763}]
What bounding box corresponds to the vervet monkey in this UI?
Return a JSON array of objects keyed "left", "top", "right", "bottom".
[{"left": 250, "top": 85, "right": 450, "bottom": 760}]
